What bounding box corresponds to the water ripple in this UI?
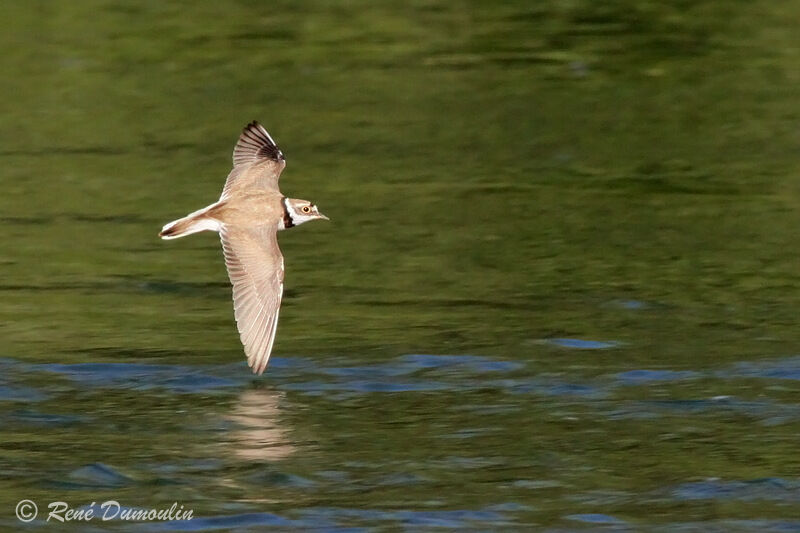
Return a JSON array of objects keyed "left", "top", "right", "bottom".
[
  {"left": 722, "top": 357, "right": 800, "bottom": 381},
  {"left": 615, "top": 369, "right": 699, "bottom": 385},
  {"left": 298, "top": 506, "right": 509, "bottom": 529},
  {"left": 150, "top": 511, "right": 295, "bottom": 531},
  {"left": 0, "top": 384, "right": 48, "bottom": 402},
  {"left": 546, "top": 338, "right": 619, "bottom": 349},
  {"left": 60, "top": 463, "right": 135, "bottom": 489},
  {"left": 673, "top": 478, "right": 800, "bottom": 502},
  {"left": 653, "top": 520, "right": 800, "bottom": 533},
  {"left": 566, "top": 513, "right": 628, "bottom": 525},
  {"left": 40, "top": 362, "right": 241, "bottom": 393},
  {"left": 605, "top": 398, "right": 800, "bottom": 425}
]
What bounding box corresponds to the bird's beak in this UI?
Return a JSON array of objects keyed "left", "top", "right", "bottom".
[{"left": 318, "top": 212, "right": 330, "bottom": 221}]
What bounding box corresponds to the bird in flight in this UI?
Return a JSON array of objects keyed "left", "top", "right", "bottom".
[{"left": 159, "top": 121, "right": 329, "bottom": 374}]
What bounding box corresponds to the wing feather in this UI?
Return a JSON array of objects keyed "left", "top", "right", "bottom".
[
  {"left": 220, "top": 225, "right": 284, "bottom": 374},
  {"left": 220, "top": 121, "right": 286, "bottom": 198}
]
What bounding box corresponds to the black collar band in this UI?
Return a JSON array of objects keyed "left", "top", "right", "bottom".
[{"left": 281, "top": 197, "right": 295, "bottom": 228}]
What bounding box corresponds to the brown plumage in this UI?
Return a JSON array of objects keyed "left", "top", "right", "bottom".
[{"left": 159, "top": 121, "right": 329, "bottom": 374}]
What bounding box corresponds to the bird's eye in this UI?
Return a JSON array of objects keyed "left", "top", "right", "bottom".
[{"left": 301, "top": 206, "right": 311, "bottom": 213}]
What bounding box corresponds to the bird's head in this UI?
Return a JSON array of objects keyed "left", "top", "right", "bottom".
[{"left": 283, "top": 198, "right": 329, "bottom": 228}]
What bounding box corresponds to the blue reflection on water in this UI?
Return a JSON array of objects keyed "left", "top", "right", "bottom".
[
  {"left": 547, "top": 338, "right": 619, "bottom": 349},
  {"left": 615, "top": 369, "right": 699, "bottom": 385},
  {"left": 566, "top": 513, "right": 628, "bottom": 524},
  {"left": 673, "top": 478, "right": 800, "bottom": 502}
]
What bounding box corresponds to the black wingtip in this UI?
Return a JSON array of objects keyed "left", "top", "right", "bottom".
[{"left": 233, "top": 120, "right": 284, "bottom": 166}]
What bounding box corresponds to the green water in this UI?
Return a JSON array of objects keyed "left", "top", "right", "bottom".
[{"left": 1, "top": 1, "right": 800, "bottom": 530}]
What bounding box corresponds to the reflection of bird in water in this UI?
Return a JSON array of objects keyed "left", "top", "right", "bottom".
[{"left": 224, "top": 388, "right": 296, "bottom": 461}]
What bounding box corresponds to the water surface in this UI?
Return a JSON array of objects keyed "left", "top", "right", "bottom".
[{"left": 1, "top": 0, "right": 800, "bottom": 530}]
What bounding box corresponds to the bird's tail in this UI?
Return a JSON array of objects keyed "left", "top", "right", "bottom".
[{"left": 159, "top": 204, "right": 222, "bottom": 240}]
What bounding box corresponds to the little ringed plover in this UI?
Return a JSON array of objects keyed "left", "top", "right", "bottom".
[{"left": 159, "top": 121, "right": 328, "bottom": 374}]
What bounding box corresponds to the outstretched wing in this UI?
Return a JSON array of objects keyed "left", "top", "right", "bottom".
[
  {"left": 220, "top": 121, "right": 286, "bottom": 199},
  {"left": 220, "top": 225, "right": 284, "bottom": 375}
]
